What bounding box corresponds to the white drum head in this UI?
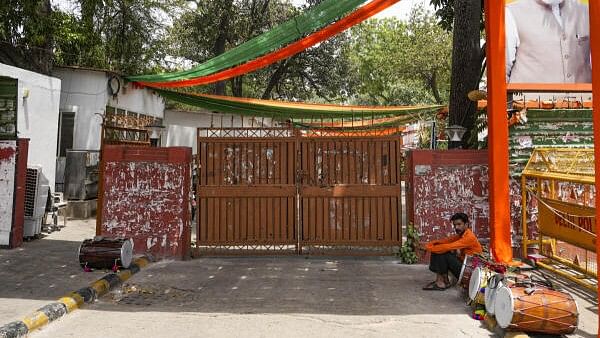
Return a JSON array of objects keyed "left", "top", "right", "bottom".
[
  {"left": 485, "top": 275, "right": 502, "bottom": 314},
  {"left": 494, "top": 285, "right": 514, "bottom": 328},
  {"left": 120, "top": 239, "right": 134, "bottom": 268},
  {"left": 468, "top": 267, "right": 483, "bottom": 300}
]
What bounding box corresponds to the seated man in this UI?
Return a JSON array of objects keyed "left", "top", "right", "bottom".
[{"left": 422, "top": 212, "right": 483, "bottom": 291}]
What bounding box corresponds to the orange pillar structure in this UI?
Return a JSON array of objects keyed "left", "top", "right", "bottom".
[
  {"left": 589, "top": 0, "right": 600, "bottom": 335},
  {"left": 484, "top": 0, "right": 512, "bottom": 263}
]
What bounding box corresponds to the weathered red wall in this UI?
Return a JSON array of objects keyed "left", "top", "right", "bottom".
[
  {"left": 407, "top": 149, "right": 527, "bottom": 262},
  {"left": 99, "top": 146, "right": 192, "bottom": 260},
  {"left": 11, "top": 139, "right": 28, "bottom": 248},
  {"left": 407, "top": 150, "right": 491, "bottom": 262}
]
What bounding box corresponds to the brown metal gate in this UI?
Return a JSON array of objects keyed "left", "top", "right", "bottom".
[
  {"left": 298, "top": 137, "right": 402, "bottom": 254},
  {"left": 195, "top": 128, "right": 402, "bottom": 255}
]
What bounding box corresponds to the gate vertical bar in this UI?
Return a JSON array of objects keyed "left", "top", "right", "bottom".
[{"left": 295, "top": 128, "right": 302, "bottom": 254}]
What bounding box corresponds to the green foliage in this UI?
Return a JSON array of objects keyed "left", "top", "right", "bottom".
[
  {"left": 398, "top": 224, "right": 420, "bottom": 264},
  {"left": 167, "top": 0, "right": 354, "bottom": 100},
  {"left": 1, "top": 0, "right": 180, "bottom": 74},
  {"left": 1, "top": 0, "right": 452, "bottom": 109},
  {"left": 56, "top": 0, "right": 179, "bottom": 74},
  {"left": 430, "top": 0, "right": 486, "bottom": 149},
  {"left": 429, "top": 0, "right": 485, "bottom": 32},
  {"left": 0, "top": 0, "right": 55, "bottom": 73},
  {"left": 467, "top": 107, "right": 488, "bottom": 149},
  {"left": 344, "top": 6, "right": 452, "bottom": 106}
]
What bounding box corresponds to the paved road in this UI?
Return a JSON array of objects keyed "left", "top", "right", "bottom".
[
  {"left": 32, "top": 257, "right": 497, "bottom": 338},
  {"left": 1, "top": 219, "right": 596, "bottom": 337},
  {"left": 0, "top": 219, "right": 105, "bottom": 323}
]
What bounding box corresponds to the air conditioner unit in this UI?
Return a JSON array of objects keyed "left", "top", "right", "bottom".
[{"left": 24, "top": 166, "right": 49, "bottom": 238}]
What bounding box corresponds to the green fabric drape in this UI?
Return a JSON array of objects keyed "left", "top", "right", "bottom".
[
  {"left": 127, "top": 0, "right": 368, "bottom": 83},
  {"left": 156, "top": 89, "right": 443, "bottom": 120}
]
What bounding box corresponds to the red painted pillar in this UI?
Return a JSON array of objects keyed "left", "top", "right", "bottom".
[
  {"left": 484, "top": 0, "right": 512, "bottom": 263},
  {"left": 589, "top": 0, "right": 600, "bottom": 335}
]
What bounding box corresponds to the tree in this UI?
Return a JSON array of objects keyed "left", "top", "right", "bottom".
[
  {"left": 0, "top": 0, "right": 55, "bottom": 74},
  {"left": 343, "top": 7, "right": 452, "bottom": 106},
  {"left": 1, "top": 0, "right": 178, "bottom": 75},
  {"left": 168, "top": 0, "right": 354, "bottom": 101},
  {"left": 430, "top": 0, "right": 485, "bottom": 148},
  {"left": 61, "top": 0, "right": 177, "bottom": 74}
]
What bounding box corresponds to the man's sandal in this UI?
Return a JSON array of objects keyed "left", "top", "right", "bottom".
[{"left": 422, "top": 282, "right": 450, "bottom": 291}]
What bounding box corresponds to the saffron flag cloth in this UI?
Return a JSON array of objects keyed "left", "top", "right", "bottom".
[
  {"left": 155, "top": 89, "right": 443, "bottom": 121},
  {"left": 136, "top": 0, "right": 400, "bottom": 88},
  {"left": 127, "top": 0, "right": 369, "bottom": 83}
]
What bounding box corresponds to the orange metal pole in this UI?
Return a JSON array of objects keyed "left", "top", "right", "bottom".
[
  {"left": 485, "top": 0, "right": 512, "bottom": 263},
  {"left": 589, "top": 0, "right": 600, "bottom": 335}
]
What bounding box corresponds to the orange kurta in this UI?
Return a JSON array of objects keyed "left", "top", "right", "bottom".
[{"left": 425, "top": 229, "right": 483, "bottom": 260}]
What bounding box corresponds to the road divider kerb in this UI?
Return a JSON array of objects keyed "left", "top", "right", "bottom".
[{"left": 0, "top": 256, "right": 151, "bottom": 338}]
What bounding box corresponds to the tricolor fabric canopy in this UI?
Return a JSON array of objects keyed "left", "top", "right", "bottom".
[
  {"left": 156, "top": 89, "right": 443, "bottom": 124},
  {"left": 130, "top": 0, "right": 399, "bottom": 88},
  {"left": 127, "top": 0, "right": 371, "bottom": 84}
]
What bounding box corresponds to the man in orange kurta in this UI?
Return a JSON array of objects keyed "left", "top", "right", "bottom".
[{"left": 423, "top": 213, "right": 483, "bottom": 290}]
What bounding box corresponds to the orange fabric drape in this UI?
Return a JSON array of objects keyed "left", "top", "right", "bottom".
[
  {"left": 192, "top": 92, "right": 424, "bottom": 112},
  {"left": 298, "top": 115, "right": 415, "bottom": 128},
  {"left": 485, "top": 0, "right": 512, "bottom": 263},
  {"left": 137, "top": 0, "right": 399, "bottom": 88},
  {"left": 301, "top": 126, "right": 404, "bottom": 137}
]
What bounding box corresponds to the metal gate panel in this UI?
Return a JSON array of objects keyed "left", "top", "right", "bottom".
[
  {"left": 197, "top": 130, "right": 297, "bottom": 252},
  {"left": 298, "top": 137, "right": 402, "bottom": 252}
]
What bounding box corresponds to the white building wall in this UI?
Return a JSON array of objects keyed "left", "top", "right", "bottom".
[
  {"left": 55, "top": 67, "right": 165, "bottom": 152},
  {"left": 54, "top": 68, "right": 107, "bottom": 152},
  {"left": 107, "top": 82, "right": 164, "bottom": 118},
  {"left": 164, "top": 110, "right": 269, "bottom": 154},
  {"left": 0, "top": 63, "right": 61, "bottom": 191}
]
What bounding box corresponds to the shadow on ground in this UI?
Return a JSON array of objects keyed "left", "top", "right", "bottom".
[
  {"left": 91, "top": 257, "right": 485, "bottom": 316},
  {"left": 0, "top": 238, "right": 106, "bottom": 302},
  {"left": 1, "top": 222, "right": 597, "bottom": 337}
]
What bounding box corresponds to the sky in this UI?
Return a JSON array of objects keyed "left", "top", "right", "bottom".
[
  {"left": 291, "top": 0, "right": 433, "bottom": 20},
  {"left": 372, "top": 0, "right": 433, "bottom": 19},
  {"left": 52, "top": 0, "right": 434, "bottom": 21}
]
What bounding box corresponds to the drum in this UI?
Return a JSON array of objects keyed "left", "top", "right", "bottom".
[
  {"left": 484, "top": 273, "right": 505, "bottom": 314},
  {"left": 494, "top": 285, "right": 579, "bottom": 334},
  {"left": 458, "top": 255, "right": 477, "bottom": 289},
  {"left": 468, "top": 267, "right": 493, "bottom": 304},
  {"left": 78, "top": 237, "right": 133, "bottom": 270}
]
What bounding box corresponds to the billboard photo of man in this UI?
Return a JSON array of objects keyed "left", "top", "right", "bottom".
[{"left": 506, "top": 0, "right": 591, "bottom": 84}]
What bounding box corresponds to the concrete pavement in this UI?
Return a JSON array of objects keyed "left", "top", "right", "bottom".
[
  {"left": 0, "top": 219, "right": 103, "bottom": 324},
  {"left": 0, "top": 219, "right": 597, "bottom": 337},
  {"left": 31, "top": 257, "right": 496, "bottom": 338}
]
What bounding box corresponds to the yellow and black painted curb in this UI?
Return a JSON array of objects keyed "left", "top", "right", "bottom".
[{"left": 0, "top": 257, "right": 151, "bottom": 338}]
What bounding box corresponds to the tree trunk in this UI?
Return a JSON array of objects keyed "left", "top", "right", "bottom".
[
  {"left": 448, "top": 0, "right": 482, "bottom": 148},
  {"left": 231, "top": 76, "right": 243, "bottom": 97},
  {"left": 262, "top": 60, "right": 289, "bottom": 99},
  {"left": 427, "top": 71, "right": 443, "bottom": 104},
  {"left": 213, "top": 0, "right": 234, "bottom": 95}
]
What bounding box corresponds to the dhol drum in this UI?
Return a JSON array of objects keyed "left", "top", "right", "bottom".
[
  {"left": 78, "top": 237, "right": 134, "bottom": 270},
  {"left": 494, "top": 285, "right": 579, "bottom": 335},
  {"left": 468, "top": 266, "right": 493, "bottom": 304},
  {"left": 484, "top": 273, "right": 504, "bottom": 314},
  {"left": 458, "top": 255, "right": 477, "bottom": 289}
]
